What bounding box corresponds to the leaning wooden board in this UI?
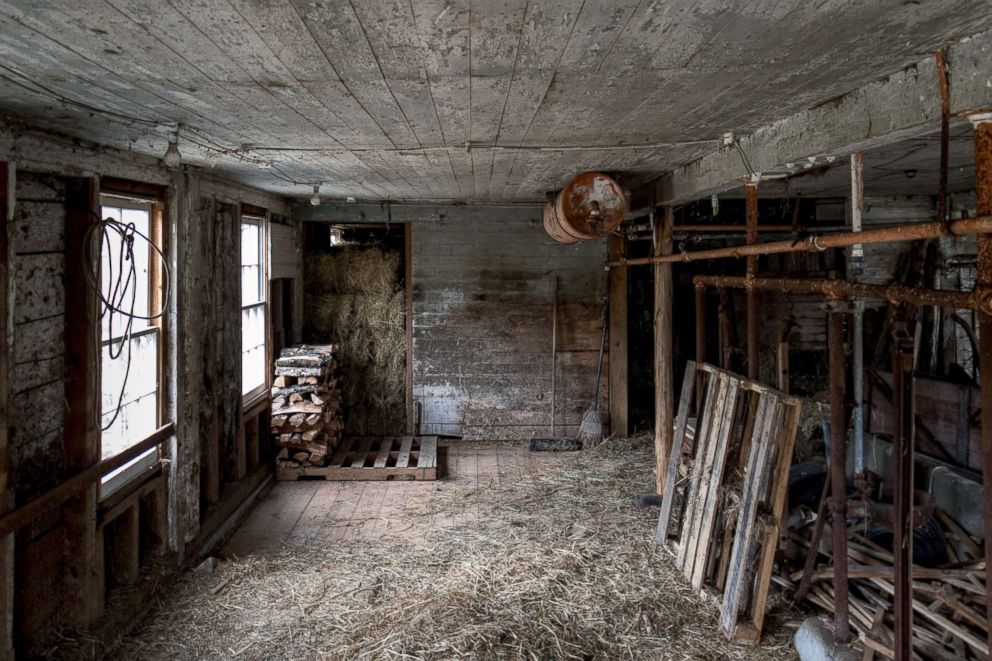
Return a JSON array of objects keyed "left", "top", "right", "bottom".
[
  {"left": 657, "top": 362, "right": 800, "bottom": 645},
  {"left": 277, "top": 436, "right": 438, "bottom": 481}
]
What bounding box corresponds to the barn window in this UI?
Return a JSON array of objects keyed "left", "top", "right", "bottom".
[
  {"left": 241, "top": 214, "right": 267, "bottom": 398},
  {"left": 98, "top": 196, "right": 164, "bottom": 462}
]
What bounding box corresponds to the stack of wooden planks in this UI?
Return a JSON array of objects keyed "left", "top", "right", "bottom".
[
  {"left": 657, "top": 361, "right": 801, "bottom": 645},
  {"left": 780, "top": 532, "right": 987, "bottom": 659},
  {"left": 271, "top": 345, "right": 343, "bottom": 468}
]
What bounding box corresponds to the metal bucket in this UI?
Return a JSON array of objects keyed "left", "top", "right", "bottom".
[{"left": 544, "top": 171, "right": 627, "bottom": 244}]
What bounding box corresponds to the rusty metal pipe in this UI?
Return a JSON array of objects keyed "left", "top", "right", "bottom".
[
  {"left": 672, "top": 223, "right": 795, "bottom": 233},
  {"left": 692, "top": 275, "right": 981, "bottom": 312},
  {"left": 891, "top": 325, "right": 914, "bottom": 659},
  {"left": 936, "top": 50, "right": 950, "bottom": 226},
  {"left": 746, "top": 183, "right": 759, "bottom": 381},
  {"left": 608, "top": 216, "right": 992, "bottom": 267},
  {"left": 827, "top": 305, "right": 850, "bottom": 644},
  {"left": 973, "top": 117, "right": 992, "bottom": 638}
]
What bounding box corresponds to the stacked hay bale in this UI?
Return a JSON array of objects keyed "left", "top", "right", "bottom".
[
  {"left": 304, "top": 247, "right": 406, "bottom": 436},
  {"left": 271, "top": 345, "right": 343, "bottom": 467}
]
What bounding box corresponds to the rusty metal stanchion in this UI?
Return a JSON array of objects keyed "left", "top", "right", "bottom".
[
  {"left": 971, "top": 112, "right": 992, "bottom": 637},
  {"left": 891, "top": 322, "right": 915, "bottom": 659},
  {"left": 825, "top": 299, "right": 850, "bottom": 643},
  {"left": 746, "top": 181, "right": 759, "bottom": 380}
]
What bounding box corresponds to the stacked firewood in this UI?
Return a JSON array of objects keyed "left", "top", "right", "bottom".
[{"left": 271, "top": 345, "right": 343, "bottom": 467}]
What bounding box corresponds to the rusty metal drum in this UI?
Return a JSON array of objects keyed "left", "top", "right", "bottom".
[{"left": 544, "top": 172, "right": 627, "bottom": 243}]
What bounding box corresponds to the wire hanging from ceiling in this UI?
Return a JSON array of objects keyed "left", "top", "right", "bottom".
[{"left": 82, "top": 214, "right": 172, "bottom": 431}]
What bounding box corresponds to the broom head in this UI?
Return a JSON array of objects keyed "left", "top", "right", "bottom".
[{"left": 576, "top": 406, "right": 603, "bottom": 448}]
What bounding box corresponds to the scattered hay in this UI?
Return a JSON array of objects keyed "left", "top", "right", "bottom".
[
  {"left": 100, "top": 441, "right": 798, "bottom": 661},
  {"left": 305, "top": 248, "right": 406, "bottom": 435}
]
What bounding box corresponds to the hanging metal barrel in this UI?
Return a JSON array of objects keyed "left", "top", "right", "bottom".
[{"left": 543, "top": 172, "right": 627, "bottom": 244}]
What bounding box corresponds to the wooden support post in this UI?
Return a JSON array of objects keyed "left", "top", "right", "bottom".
[
  {"left": 891, "top": 324, "right": 914, "bottom": 660},
  {"left": 169, "top": 171, "right": 201, "bottom": 555},
  {"left": 202, "top": 201, "right": 222, "bottom": 509},
  {"left": 227, "top": 204, "right": 247, "bottom": 485},
  {"left": 971, "top": 113, "right": 992, "bottom": 637},
  {"left": 142, "top": 479, "right": 168, "bottom": 556},
  {"left": 716, "top": 289, "right": 729, "bottom": 370},
  {"left": 245, "top": 413, "right": 260, "bottom": 469},
  {"left": 695, "top": 284, "right": 706, "bottom": 414},
  {"left": 109, "top": 504, "right": 140, "bottom": 586},
  {"left": 0, "top": 162, "right": 13, "bottom": 659},
  {"left": 826, "top": 300, "right": 850, "bottom": 643},
  {"left": 609, "top": 233, "right": 628, "bottom": 437},
  {"left": 405, "top": 223, "right": 414, "bottom": 435},
  {"left": 776, "top": 335, "right": 790, "bottom": 393},
  {"left": 654, "top": 207, "right": 674, "bottom": 494},
  {"left": 745, "top": 182, "right": 760, "bottom": 381},
  {"left": 63, "top": 176, "right": 104, "bottom": 627}
]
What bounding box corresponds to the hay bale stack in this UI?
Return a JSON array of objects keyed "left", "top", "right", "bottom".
[
  {"left": 304, "top": 248, "right": 406, "bottom": 436},
  {"left": 270, "top": 345, "right": 343, "bottom": 468}
]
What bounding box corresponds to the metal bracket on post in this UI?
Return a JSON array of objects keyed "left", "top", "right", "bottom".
[{"left": 821, "top": 298, "right": 855, "bottom": 315}]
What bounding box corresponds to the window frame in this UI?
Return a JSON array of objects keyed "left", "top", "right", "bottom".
[
  {"left": 240, "top": 212, "right": 268, "bottom": 404},
  {"left": 97, "top": 192, "right": 169, "bottom": 498}
]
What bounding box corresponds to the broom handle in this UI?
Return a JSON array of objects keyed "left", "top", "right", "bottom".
[
  {"left": 592, "top": 302, "right": 608, "bottom": 403},
  {"left": 551, "top": 276, "right": 558, "bottom": 437}
]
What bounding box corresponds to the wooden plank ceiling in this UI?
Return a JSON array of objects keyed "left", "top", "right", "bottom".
[{"left": 0, "top": 0, "right": 990, "bottom": 203}]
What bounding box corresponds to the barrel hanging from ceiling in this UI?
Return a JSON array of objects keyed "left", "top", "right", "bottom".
[{"left": 544, "top": 171, "right": 627, "bottom": 244}]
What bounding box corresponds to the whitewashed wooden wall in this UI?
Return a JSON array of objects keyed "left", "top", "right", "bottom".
[{"left": 411, "top": 212, "right": 608, "bottom": 440}]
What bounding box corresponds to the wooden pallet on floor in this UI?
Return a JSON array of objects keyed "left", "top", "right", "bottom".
[{"left": 276, "top": 436, "right": 438, "bottom": 481}]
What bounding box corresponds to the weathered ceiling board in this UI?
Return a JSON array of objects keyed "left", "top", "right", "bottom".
[
  {"left": 0, "top": 119, "right": 289, "bottom": 215},
  {"left": 411, "top": 209, "right": 606, "bottom": 440},
  {"left": 0, "top": 1, "right": 990, "bottom": 202},
  {"left": 658, "top": 33, "right": 992, "bottom": 204}
]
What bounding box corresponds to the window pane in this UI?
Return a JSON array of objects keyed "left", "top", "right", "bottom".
[
  {"left": 241, "top": 218, "right": 266, "bottom": 397},
  {"left": 241, "top": 265, "right": 261, "bottom": 305},
  {"left": 101, "top": 329, "right": 158, "bottom": 459},
  {"left": 242, "top": 303, "right": 266, "bottom": 395},
  {"left": 241, "top": 222, "right": 260, "bottom": 266},
  {"left": 100, "top": 205, "right": 152, "bottom": 338}
]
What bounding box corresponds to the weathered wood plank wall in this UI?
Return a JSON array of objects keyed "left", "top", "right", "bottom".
[
  {"left": 0, "top": 130, "right": 289, "bottom": 653},
  {"left": 411, "top": 212, "right": 608, "bottom": 440}
]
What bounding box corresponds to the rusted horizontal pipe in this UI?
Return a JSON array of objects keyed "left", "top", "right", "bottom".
[
  {"left": 608, "top": 216, "right": 992, "bottom": 267},
  {"left": 672, "top": 224, "right": 795, "bottom": 233},
  {"left": 692, "top": 274, "right": 982, "bottom": 311}
]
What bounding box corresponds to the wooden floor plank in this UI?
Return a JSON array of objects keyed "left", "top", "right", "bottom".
[
  {"left": 289, "top": 482, "right": 345, "bottom": 545},
  {"left": 222, "top": 482, "right": 318, "bottom": 556}
]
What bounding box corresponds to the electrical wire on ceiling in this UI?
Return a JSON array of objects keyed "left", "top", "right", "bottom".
[
  {"left": 82, "top": 214, "right": 172, "bottom": 431},
  {"left": 733, "top": 141, "right": 756, "bottom": 179}
]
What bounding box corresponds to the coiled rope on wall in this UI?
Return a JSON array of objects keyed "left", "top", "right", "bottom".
[{"left": 82, "top": 214, "right": 172, "bottom": 431}]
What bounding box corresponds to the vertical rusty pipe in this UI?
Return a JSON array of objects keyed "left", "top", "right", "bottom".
[
  {"left": 827, "top": 304, "right": 850, "bottom": 643},
  {"left": 695, "top": 284, "right": 706, "bottom": 413},
  {"left": 973, "top": 114, "right": 992, "bottom": 637},
  {"left": 745, "top": 182, "right": 759, "bottom": 380},
  {"left": 850, "top": 152, "right": 865, "bottom": 476},
  {"left": 936, "top": 51, "right": 950, "bottom": 226},
  {"left": 891, "top": 323, "right": 914, "bottom": 659}
]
